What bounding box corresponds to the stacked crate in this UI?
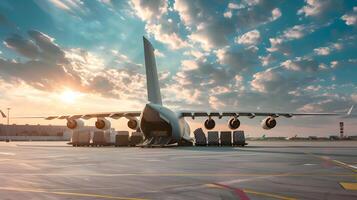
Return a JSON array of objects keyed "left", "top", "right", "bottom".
[
  {"left": 220, "top": 131, "right": 232, "bottom": 146},
  {"left": 115, "top": 131, "right": 129, "bottom": 147},
  {"left": 193, "top": 128, "right": 207, "bottom": 146},
  {"left": 72, "top": 130, "right": 91, "bottom": 146},
  {"left": 233, "top": 130, "right": 247, "bottom": 146},
  {"left": 130, "top": 132, "right": 144, "bottom": 146},
  {"left": 207, "top": 131, "right": 219, "bottom": 146},
  {"left": 92, "top": 131, "right": 110, "bottom": 146}
]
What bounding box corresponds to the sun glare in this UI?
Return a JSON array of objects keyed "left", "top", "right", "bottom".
[{"left": 60, "top": 90, "right": 81, "bottom": 103}]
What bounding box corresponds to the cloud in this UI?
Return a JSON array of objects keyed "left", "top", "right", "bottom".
[
  {"left": 280, "top": 57, "right": 320, "bottom": 72},
  {"left": 267, "top": 24, "right": 318, "bottom": 54},
  {"left": 188, "top": 19, "right": 235, "bottom": 50},
  {"left": 130, "top": 0, "right": 167, "bottom": 22},
  {"left": 46, "top": 0, "right": 88, "bottom": 16},
  {"left": 154, "top": 49, "right": 164, "bottom": 57},
  {"left": 251, "top": 68, "right": 286, "bottom": 93},
  {"left": 3, "top": 34, "right": 40, "bottom": 59},
  {"left": 145, "top": 23, "right": 188, "bottom": 49},
  {"left": 130, "top": 0, "right": 188, "bottom": 49},
  {"left": 0, "top": 30, "right": 146, "bottom": 101},
  {"left": 174, "top": 0, "right": 281, "bottom": 50},
  {"left": 314, "top": 47, "right": 330, "bottom": 55},
  {"left": 297, "top": 0, "right": 343, "bottom": 18},
  {"left": 216, "top": 46, "right": 260, "bottom": 72},
  {"left": 313, "top": 43, "right": 342, "bottom": 56},
  {"left": 330, "top": 61, "right": 339, "bottom": 68},
  {"left": 259, "top": 54, "right": 275, "bottom": 67},
  {"left": 235, "top": 29, "right": 261, "bottom": 46},
  {"left": 341, "top": 7, "right": 357, "bottom": 26}
]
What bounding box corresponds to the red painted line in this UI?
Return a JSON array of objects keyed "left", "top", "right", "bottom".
[{"left": 213, "top": 183, "right": 250, "bottom": 200}]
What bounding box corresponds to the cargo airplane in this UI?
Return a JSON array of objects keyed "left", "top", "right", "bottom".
[{"left": 1, "top": 37, "right": 354, "bottom": 146}]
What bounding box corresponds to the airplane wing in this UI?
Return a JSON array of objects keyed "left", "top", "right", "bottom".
[
  {"left": 3, "top": 111, "right": 141, "bottom": 120},
  {"left": 178, "top": 107, "right": 353, "bottom": 119}
]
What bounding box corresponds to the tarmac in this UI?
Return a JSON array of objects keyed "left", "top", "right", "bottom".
[{"left": 0, "top": 141, "right": 357, "bottom": 200}]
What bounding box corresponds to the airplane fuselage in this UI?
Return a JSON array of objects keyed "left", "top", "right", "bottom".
[{"left": 139, "top": 103, "right": 191, "bottom": 145}]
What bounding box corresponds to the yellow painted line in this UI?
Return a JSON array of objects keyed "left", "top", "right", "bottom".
[
  {"left": 243, "top": 189, "right": 297, "bottom": 200},
  {"left": 205, "top": 184, "right": 226, "bottom": 189},
  {"left": 0, "top": 187, "right": 147, "bottom": 200},
  {"left": 340, "top": 182, "right": 357, "bottom": 190},
  {"left": 206, "top": 184, "right": 297, "bottom": 200}
]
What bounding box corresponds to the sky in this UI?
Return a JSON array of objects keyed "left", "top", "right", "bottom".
[{"left": 0, "top": 0, "right": 356, "bottom": 137}]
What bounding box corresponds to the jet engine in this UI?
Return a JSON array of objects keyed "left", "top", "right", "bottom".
[
  {"left": 95, "top": 118, "right": 111, "bottom": 130},
  {"left": 228, "top": 117, "right": 240, "bottom": 130},
  {"left": 261, "top": 117, "right": 277, "bottom": 130},
  {"left": 127, "top": 118, "right": 139, "bottom": 130},
  {"left": 66, "top": 119, "right": 84, "bottom": 129},
  {"left": 204, "top": 118, "right": 215, "bottom": 130}
]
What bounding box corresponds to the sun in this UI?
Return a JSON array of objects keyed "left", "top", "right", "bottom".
[{"left": 60, "top": 90, "right": 81, "bottom": 103}]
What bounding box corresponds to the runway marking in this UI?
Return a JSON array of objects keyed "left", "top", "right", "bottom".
[
  {"left": 0, "top": 187, "right": 148, "bottom": 200},
  {"left": 331, "top": 160, "right": 357, "bottom": 172},
  {"left": 207, "top": 183, "right": 297, "bottom": 200},
  {"left": 210, "top": 183, "right": 250, "bottom": 200},
  {"left": 305, "top": 152, "right": 357, "bottom": 172},
  {"left": 340, "top": 182, "right": 357, "bottom": 190},
  {"left": 243, "top": 189, "right": 297, "bottom": 200}
]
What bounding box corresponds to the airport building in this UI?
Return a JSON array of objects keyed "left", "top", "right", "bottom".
[{"left": 0, "top": 124, "right": 95, "bottom": 141}]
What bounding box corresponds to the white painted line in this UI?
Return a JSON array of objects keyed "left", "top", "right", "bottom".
[
  {"left": 333, "top": 160, "right": 357, "bottom": 170},
  {"left": 303, "top": 163, "right": 317, "bottom": 166}
]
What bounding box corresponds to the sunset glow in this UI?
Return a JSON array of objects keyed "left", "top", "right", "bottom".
[{"left": 60, "top": 90, "right": 82, "bottom": 104}]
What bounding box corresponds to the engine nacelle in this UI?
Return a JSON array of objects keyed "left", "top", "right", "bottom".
[
  {"left": 95, "top": 118, "right": 111, "bottom": 130},
  {"left": 127, "top": 119, "right": 139, "bottom": 130},
  {"left": 66, "top": 119, "right": 84, "bottom": 130},
  {"left": 261, "top": 117, "right": 277, "bottom": 130},
  {"left": 204, "top": 118, "right": 215, "bottom": 130},
  {"left": 228, "top": 117, "right": 240, "bottom": 130}
]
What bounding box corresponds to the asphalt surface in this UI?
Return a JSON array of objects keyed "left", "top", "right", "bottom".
[{"left": 0, "top": 141, "right": 357, "bottom": 200}]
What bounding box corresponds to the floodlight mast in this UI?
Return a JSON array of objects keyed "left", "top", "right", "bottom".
[{"left": 6, "top": 108, "right": 10, "bottom": 142}]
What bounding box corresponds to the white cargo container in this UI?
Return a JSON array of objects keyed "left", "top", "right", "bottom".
[{"left": 92, "top": 131, "right": 111, "bottom": 146}]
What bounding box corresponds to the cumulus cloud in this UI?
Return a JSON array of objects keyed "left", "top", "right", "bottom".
[
  {"left": 174, "top": 0, "right": 281, "bottom": 50},
  {"left": 341, "top": 7, "right": 357, "bottom": 26},
  {"left": 0, "top": 30, "right": 146, "bottom": 101},
  {"left": 130, "top": 0, "right": 167, "bottom": 22},
  {"left": 129, "top": 0, "right": 188, "bottom": 49},
  {"left": 3, "top": 34, "right": 40, "bottom": 59},
  {"left": 280, "top": 57, "right": 320, "bottom": 72},
  {"left": 250, "top": 68, "right": 286, "bottom": 93},
  {"left": 216, "top": 47, "right": 260, "bottom": 72},
  {"left": 313, "top": 43, "right": 342, "bottom": 56},
  {"left": 235, "top": 29, "right": 261, "bottom": 46},
  {"left": 267, "top": 24, "right": 318, "bottom": 54},
  {"left": 259, "top": 54, "right": 275, "bottom": 67},
  {"left": 297, "top": 0, "right": 343, "bottom": 18},
  {"left": 314, "top": 47, "right": 330, "bottom": 55}
]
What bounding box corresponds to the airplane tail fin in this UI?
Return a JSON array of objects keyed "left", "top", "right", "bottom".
[{"left": 143, "top": 37, "right": 162, "bottom": 105}]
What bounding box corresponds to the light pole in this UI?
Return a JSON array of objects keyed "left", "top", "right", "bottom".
[{"left": 6, "top": 108, "right": 10, "bottom": 142}]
